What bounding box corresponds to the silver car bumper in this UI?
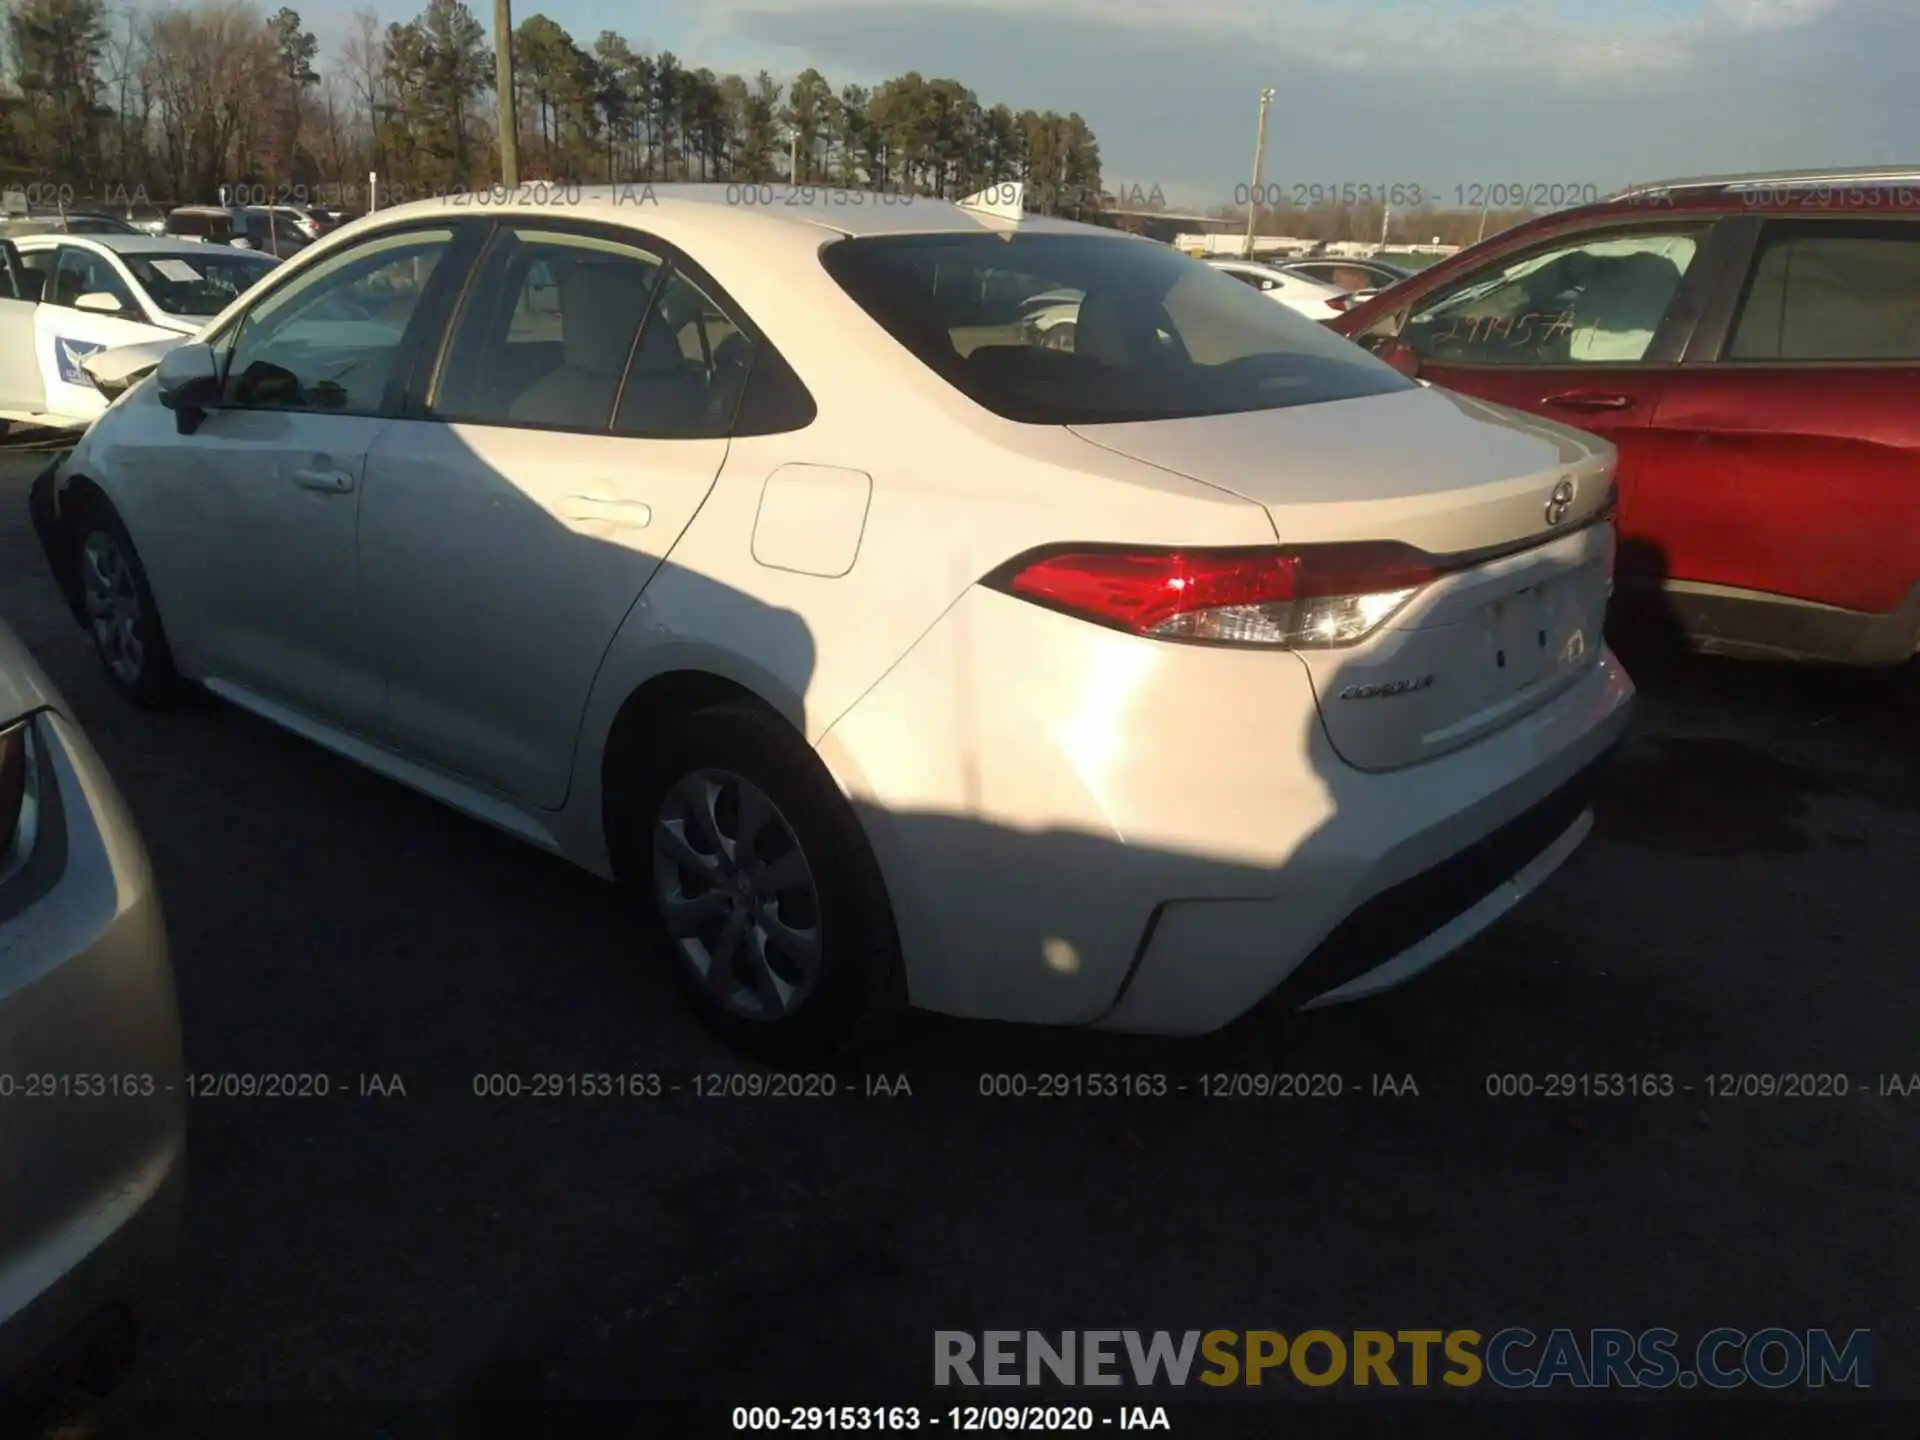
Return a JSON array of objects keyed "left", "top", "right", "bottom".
[{"left": 0, "top": 706, "right": 185, "bottom": 1382}]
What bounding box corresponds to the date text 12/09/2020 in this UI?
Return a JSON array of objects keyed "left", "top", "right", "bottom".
[
  {"left": 1233, "top": 182, "right": 1604, "bottom": 209},
  {"left": 730, "top": 1406, "right": 1173, "bottom": 1431}
]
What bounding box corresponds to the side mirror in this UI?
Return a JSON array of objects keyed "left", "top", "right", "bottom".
[
  {"left": 154, "top": 343, "right": 221, "bottom": 428},
  {"left": 74, "top": 291, "right": 126, "bottom": 315}
]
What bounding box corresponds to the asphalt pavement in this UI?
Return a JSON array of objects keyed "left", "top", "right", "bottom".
[{"left": 1, "top": 451, "right": 1916, "bottom": 1432}]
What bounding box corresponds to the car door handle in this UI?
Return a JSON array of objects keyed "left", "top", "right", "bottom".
[
  {"left": 557, "top": 495, "right": 652, "bottom": 528},
  {"left": 1542, "top": 390, "right": 1634, "bottom": 413},
  {"left": 292, "top": 468, "right": 355, "bottom": 493}
]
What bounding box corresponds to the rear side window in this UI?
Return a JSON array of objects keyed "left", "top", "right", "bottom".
[
  {"left": 1727, "top": 220, "right": 1920, "bottom": 361},
  {"left": 819, "top": 232, "right": 1410, "bottom": 425},
  {"left": 611, "top": 268, "right": 755, "bottom": 439},
  {"left": 432, "top": 226, "right": 667, "bottom": 430},
  {"left": 432, "top": 226, "right": 755, "bottom": 438}
]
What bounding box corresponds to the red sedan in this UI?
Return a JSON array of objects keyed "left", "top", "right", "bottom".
[{"left": 1331, "top": 168, "right": 1920, "bottom": 666}]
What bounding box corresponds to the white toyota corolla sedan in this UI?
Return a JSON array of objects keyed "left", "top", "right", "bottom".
[{"left": 31, "top": 184, "right": 1633, "bottom": 1059}]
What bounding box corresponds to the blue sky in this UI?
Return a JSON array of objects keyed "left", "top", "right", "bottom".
[{"left": 312, "top": 0, "right": 1916, "bottom": 209}]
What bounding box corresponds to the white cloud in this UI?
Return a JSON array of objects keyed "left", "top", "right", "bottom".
[
  {"left": 1707, "top": 0, "right": 1842, "bottom": 30},
  {"left": 701, "top": 0, "right": 1840, "bottom": 85}
]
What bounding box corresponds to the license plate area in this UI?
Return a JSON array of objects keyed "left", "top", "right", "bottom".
[{"left": 1484, "top": 581, "right": 1557, "bottom": 689}]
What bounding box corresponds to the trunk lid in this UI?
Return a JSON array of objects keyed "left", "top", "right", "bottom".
[{"left": 1070, "top": 386, "right": 1617, "bottom": 770}]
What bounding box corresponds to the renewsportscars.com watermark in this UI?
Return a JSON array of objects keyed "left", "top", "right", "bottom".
[{"left": 934, "top": 1329, "right": 1872, "bottom": 1390}]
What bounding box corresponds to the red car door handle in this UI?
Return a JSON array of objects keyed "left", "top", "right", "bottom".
[{"left": 1542, "top": 390, "right": 1635, "bottom": 413}]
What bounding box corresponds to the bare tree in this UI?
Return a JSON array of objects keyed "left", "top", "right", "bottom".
[{"left": 0, "top": 0, "right": 1113, "bottom": 216}]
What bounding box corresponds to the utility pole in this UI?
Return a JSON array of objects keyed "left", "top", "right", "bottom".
[
  {"left": 790, "top": 131, "right": 800, "bottom": 183},
  {"left": 118, "top": 7, "right": 133, "bottom": 198},
  {"left": 493, "top": 0, "right": 518, "bottom": 188},
  {"left": 1243, "top": 87, "right": 1274, "bottom": 260}
]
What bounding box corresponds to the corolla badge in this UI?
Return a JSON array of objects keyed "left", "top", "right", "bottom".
[
  {"left": 1337, "top": 674, "right": 1436, "bottom": 700},
  {"left": 1544, "top": 478, "right": 1576, "bottom": 527}
]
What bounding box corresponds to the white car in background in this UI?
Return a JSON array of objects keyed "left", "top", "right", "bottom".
[
  {"left": 1206, "top": 257, "right": 1355, "bottom": 320},
  {"left": 0, "top": 234, "right": 278, "bottom": 430},
  {"left": 30, "top": 185, "right": 1632, "bottom": 1060}
]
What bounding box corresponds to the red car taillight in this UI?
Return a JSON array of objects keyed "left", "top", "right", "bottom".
[
  {"left": 1323, "top": 294, "right": 1357, "bottom": 312},
  {"left": 987, "top": 544, "right": 1440, "bottom": 649}
]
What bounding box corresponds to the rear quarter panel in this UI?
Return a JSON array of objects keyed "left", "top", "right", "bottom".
[{"left": 552, "top": 394, "right": 1274, "bottom": 877}]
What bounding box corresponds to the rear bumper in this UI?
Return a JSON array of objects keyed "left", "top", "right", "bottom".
[
  {"left": 821, "top": 583, "right": 1634, "bottom": 1031},
  {"left": 0, "top": 708, "right": 186, "bottom": 1383},
  {"left": 1097, "top": 656, "right": 1631, "bottom": 1034}
]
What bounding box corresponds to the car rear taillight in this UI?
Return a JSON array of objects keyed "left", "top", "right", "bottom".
[
  {"left": 987, "top": 544, "right": 1438, "bottom": 649},
  {"left": 1323, "top": 294, "right": 1357, "bottom": 312}
]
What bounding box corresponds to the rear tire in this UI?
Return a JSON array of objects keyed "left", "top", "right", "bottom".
[
  {"left": 74, "top": 500, "right": 184, "bottom": 709},
  {"left": 620, "top": 701, "right": 904, "bottom": 1064}
]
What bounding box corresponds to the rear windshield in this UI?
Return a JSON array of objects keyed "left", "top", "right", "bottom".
[
  {"left": 818, "top": 232, "right": 1413, "bottom": 424},
  {"left": 170, "top": 212, "right": 233, "bottom": 239}
]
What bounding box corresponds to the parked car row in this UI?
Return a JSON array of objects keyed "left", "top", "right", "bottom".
[
  {"left": 1, "top": 203, "right": 353, "bottom": 254},
  {"left": 0, "top": 234, "right": 280, "bottom": 430}
]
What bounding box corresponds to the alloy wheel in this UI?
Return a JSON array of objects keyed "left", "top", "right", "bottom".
[
  {"left": 81, "top": 530, "right": 144, "bottom": 686},
  {"left": 651, "top": 768, "right": 823, "bottom": 1021}
]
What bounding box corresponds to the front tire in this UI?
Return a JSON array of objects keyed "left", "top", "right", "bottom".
[
  {"left": 622, "top": 701, "right": 904, "bottom": 1063},
  {"left": 75, "top": 502, "right": 183, "bottom": 709}
]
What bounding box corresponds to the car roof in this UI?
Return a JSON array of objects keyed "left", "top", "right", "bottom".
[
  {"left": 10, "top": 232, "right": 274, "bottom": 257},
  {"left": 1493, "top": 166, "right": 1920, "bottom": 239},
  {"left": 1610, "top": 165, "right": 1920, "bottom": 200},
  {"left": 363, "top": 183, "right": 1129, "bottom": 242},
  {"left": 1285, "top": 257, "right": 1403, "bottom": 268}
]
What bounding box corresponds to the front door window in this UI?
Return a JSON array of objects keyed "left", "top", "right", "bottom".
[{"left": 1403, "top": 228, "right": 1707, "bottom": 366}]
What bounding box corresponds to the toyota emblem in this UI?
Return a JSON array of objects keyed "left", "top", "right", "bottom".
[{"left": 1545, "top": 479, "right": 1576, "bottom": 527}]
